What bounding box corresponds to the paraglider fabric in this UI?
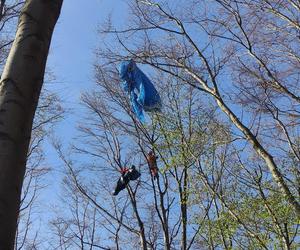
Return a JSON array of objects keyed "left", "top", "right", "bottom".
[{"left": 119, "top": 60, "right": 162, "bottom": 122}]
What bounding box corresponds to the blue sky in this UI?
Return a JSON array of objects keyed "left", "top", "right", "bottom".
[
  {"left": 45, "top": 0, "right": 128, "bottom": 178},
  {"left": 35, "top": 0, "right": 244, "bottom": 245},
  {"left": 48, "top": 0, "right": 127, "bottom": 111},
  {"left": 40, "top": 0, "right": 129, "bottom": 239}
]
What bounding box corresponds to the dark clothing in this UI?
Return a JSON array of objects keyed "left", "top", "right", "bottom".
[
  {"left": 128, "top": 166, "right": 141, "bottom": 180},
  {"left": 113, "top": 166, "right": 141, "bottom": 196},
  {"left": 113, "top": 175, "right": 130, "bottom": 196}
]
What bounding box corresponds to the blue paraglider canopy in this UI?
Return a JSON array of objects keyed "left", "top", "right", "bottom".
[{"left": 119, "top": 60, "right": 162, "bottom": 122}]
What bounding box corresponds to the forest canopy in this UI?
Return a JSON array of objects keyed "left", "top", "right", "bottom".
[{"left": 0, "top": 0, "right": 299, "bottom": 249}]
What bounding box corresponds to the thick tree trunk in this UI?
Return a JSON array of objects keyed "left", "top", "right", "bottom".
[{"left": 0, "top": 0, "right": 63, "bottom": 248}]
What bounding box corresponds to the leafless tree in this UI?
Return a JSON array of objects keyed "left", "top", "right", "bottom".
[
  {"left": 96, "top": 0, "right": 300, "bottom": 217},
  {"left": 0, "top": 1, "right": 64, "bottom": 248},
  {"left": 1, "top": 2, "right": 64, "bottom": 248},
  {"left": 73, "top": 0, "right": 300, "bottom": 248},
  {"left": 0, "top": 0, "right": 24, "bottom": 68},
  {"left": 0, "top": 0, "right": 63, "bottom": 248},
  {"left": 15, "top": 87, "right": 64, "bottom": 249},
  {"left": 51, "top": 60, "right": 238, "bottom": 249}
]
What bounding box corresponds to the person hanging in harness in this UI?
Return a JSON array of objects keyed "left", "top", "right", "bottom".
[
  {"left": 113, "top": 165, "right": 141, "bottom": 196},
  {"left": 147, "top": 150, "right": 159, "bottom": 179}
]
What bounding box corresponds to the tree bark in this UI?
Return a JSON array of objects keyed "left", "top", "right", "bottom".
[
  {"left": 128, "top": 189, "right": 148, "bottom": 250},
  {"left": 0, "top": 0, "right": 63, "bottom": 248},
  {"left": 214, "top": 96, "right": 300, "bottom": 216},
  {"left": 181, "top": 168, "right": 188, "bottom": 250}
]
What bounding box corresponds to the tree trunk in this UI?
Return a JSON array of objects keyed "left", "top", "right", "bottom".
[
  {"left": 0, "top": 0, "right": 63, "bottom": 248},
  {"left": 0, "top": 1, "right": 5, "bottom": 23},
  {"left": 181, "top": 168, "right": 188, "bottom": 250},
  {"left": 214, "top": 96, "right": 300, "bottom": 216},
  {"left": 128, "top": 189, "right": 148, "bottom": 250}
]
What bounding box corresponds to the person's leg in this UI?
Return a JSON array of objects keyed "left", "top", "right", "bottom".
[{"left": 113, "top": 177, "right": 126, "bottom": 195}]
